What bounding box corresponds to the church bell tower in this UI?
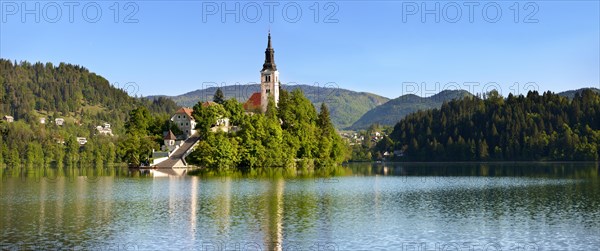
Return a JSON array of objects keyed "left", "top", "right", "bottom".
[{"left": 260, "top": 32, "right": 280, "bottom": 113}]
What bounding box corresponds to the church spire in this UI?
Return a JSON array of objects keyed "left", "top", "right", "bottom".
[
  {"left": 267, "top": 30, "right": 272, "bottom": 49},
  {"left": 262, "top": 32, "right": 277, "bottom": 71}
]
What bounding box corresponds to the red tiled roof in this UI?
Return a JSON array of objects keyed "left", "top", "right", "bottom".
[
  {"left": 243, "top": 92, "right": 262, "bottom": 110},
  {"left": 175, "top": 107, "right": 193, "bottom": 117}
]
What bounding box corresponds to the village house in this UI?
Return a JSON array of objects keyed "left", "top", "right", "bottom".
[
  {"left": 171, "top": 102, "right": 231, "bottom": 138},
  {"left": 55, "top": 118, "right": 65, "bottom": 126},
  {"left": 39, "top": 117, "right": 46, "bottom": 124},
  {"left": 76, "top": 137, "right": 87, "bottom": 145},
  {"left": 171, "top": 107, "right": 196, "bottom": 138},
  {"left": 96, "top": 123, "right": 113, "bottom": 136},
  {"left": 2, "top": 115, "right": 14, "bottom": 123}
]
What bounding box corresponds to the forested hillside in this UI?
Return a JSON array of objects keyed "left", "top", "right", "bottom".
[
  {"left": 383, "top": 90, "right": 600, "bottom": 161},
  {"left": 150, "top": 84, "right": 389, "bottom": 129},
  {"left": 0, "top": 59, "right": 179, "bottom": 168}
]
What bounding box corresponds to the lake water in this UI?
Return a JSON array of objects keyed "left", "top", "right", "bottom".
[{"left": 1, "top": 163, "right": 599, "bottom": 250}]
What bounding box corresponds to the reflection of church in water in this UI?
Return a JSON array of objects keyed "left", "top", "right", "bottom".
[{"left": 244, "top": 32, "right": 280, "bottom": 113}]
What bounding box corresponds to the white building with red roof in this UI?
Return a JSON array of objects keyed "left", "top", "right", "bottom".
[{"left": 171, "top": 107, "right": 196, "bottom": 138}]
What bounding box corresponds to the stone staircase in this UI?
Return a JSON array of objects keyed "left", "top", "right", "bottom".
[{"left": 154, "top": 133, "right": 200, "bottom": 168}]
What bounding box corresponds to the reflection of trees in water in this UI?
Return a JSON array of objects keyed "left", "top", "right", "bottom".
[
  {"left": 2, "top": 163, "right": 599, "bottom": 250},
  {"left": 2, "top": 163, "right": 597, "bottom": 180},
  {"left": 360, "top": 162, "right": 600, "bottom": 226},
  {"left": 263, "top": 178, "right": 284, "bottom": 251},
  {"left": 350, "top": 162, "right": 600, "bottom": 179}
]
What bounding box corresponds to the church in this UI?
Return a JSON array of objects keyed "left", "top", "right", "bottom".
[
  {"left": 244, "top": 32, "right": 280, "bottom": 113},
  {"left": 153, "top": 33, "right": 282, "bottom": 167}
]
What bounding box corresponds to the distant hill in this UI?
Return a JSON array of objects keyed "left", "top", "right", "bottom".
[
  {"left": 557, "top": 87, "right": 600, "bottom": 99},
  {"left": 149, "top": 84, "right": 389, "bottom": 129},
  {"left": 349, "top": 90, "right": 473, "bottom": 130}
]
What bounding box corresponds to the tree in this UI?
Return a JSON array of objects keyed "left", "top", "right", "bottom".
[
  {"left": 375, "top": 136, "right": 394, "bottom": 154},
  {"left": 187, "top": 132, "right": 239, "bottom": 171},
  {"left": 26, "top": 142, "right": 44, "bottom": 168},
  {"left": 125, "top": 106, "right": 151, "bottom": 136},
  {"left": 265, "top": 96, "right": 278, "bottom": 121},
  {"left": 213, "top": 88, "right": 225, "bottom": 104},
  {"left": 0, "top": 137, "right": 3, "bottom": 169},
  {"left": 192, "top": 101, "right": 227, "bottom": 137},
  {"left": 7, "top": 147, "right": 20, "bottom": 168},
  {"left": 223, "top": 98, "right": 244, "bottom": 125},
  {"left": 118, "top": 135, "right": 158, "bottom": 166},
  {"left": 317, "top": 103, "right": 334, "bottom": 137},
  {"left": 478, "top": 139, "right": 489, "bottom": 160}
]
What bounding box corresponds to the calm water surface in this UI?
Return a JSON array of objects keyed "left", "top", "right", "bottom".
[{"left": 1, "top": 163, "right": 599, "bottom": 250}]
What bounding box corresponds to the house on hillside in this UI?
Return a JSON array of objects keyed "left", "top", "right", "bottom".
[
  {"left": 171, "top": 107, "right": 196, "bottom": 138},
  {"left": 76, "top": 137, "right": 87, "bottom": 145},
  {"left": 171, "top": 101, "right": 233, "bottom": 137},
  {"left": 96, "top": 123, "right": 113, "bottom": 136},
  {"left": 55, "top": 118, "right": 65, "bottom": 126},
  {"left": 40, "top": 117, "right": 46, "bottom": 124},
  {"left": 2, "top": 115, "right": 14, "bottom": 123}
]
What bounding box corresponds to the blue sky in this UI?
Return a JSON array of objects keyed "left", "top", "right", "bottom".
[{"left": 1, "top": 1, "right": 599, "bottom": 99}]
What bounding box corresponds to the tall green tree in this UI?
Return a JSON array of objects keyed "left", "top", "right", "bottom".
[
  {"left": 125, "top": 107, "right": 151, "bottom": 136},
  {"left": 223, "top": 98, "right": 244, "bottom": 125},
  {"left": 192, "top": 101, "right": 227, "bottom": 137},
  {"left": 213, "top": 88, "right": 225, "bottom": 104}
]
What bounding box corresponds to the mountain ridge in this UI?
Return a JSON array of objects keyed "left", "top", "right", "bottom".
[
  {"left": 348, "top": 89, "right": 474, "bottom": 130},
  {"left": 150, "top": 86, "right": 600, "bottom": 130},
  {"left": 349, "top": 87, "right": 599, "bottom": 130},
  {"left": 556, "top": 87, "right": 600, "bottom": 98}
]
